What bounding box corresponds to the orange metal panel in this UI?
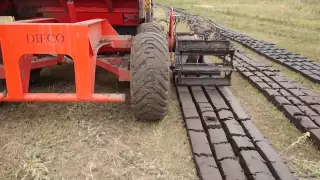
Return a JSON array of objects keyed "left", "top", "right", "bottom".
[
  {"left": 0, "top": 93, "right": 125, "bottom": 102},
  {"left": 0, "top": 18, "right": 131, "bottom": 102}
]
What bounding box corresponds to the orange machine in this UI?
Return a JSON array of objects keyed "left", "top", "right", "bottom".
[{"left": 0, "top": 0, "right": 234, "bottom": 121}]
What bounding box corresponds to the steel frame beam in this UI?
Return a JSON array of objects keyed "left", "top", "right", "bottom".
[{"left": 105, "top": 0, "right": 113, "bottom": 12}]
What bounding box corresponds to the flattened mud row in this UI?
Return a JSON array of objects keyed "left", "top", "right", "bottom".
[
  {"left": 232, "top": 49, "right": 320, "bottom": 148},
  {"left": 157, "top": 4, "right": 320, "bottom": 83},
  {"left": 176, "top": 85, "right": 296, "bottom": 180}
]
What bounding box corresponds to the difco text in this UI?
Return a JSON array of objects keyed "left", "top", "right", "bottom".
[{"left": 27, "top": 33, "right": 65, "bottom": 44}]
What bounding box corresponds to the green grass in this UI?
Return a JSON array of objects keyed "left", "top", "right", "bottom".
[{"left": 156, "top": 0, "right": 320, "bottom": 61}]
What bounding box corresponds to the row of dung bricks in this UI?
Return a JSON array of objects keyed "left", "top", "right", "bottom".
[
  {"left": 159, "top": 5, "right": 320, "bottom": 148},
  {"left": 158, "top": 4, "right": 320, "bottom": 83},
  {"left": 176, "top": 85, "right": 296, "bottom": 180},
  {"left": 220, "top": 31, "right": 320, "bottom": 83},
  {"left": 232, "top": 49, "right": 320, "bottom": 148}
]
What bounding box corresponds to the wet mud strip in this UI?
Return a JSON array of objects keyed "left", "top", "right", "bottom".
[
  {"left": 176, "top": 85, "right": 296, "bottom": 180},
  {"left": 232, "top": 49, "right": 320, "bottom": 148},
  {"left": 157, "top": 4, "right": 320, "bottom": 83}
]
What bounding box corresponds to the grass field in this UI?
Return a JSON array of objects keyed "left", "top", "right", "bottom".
[
  {"left": 156, "top": 0, "right": 320, "bottom": 61},
  {"left": 1, "top": 1, "right": 320, "bottom": 179}
]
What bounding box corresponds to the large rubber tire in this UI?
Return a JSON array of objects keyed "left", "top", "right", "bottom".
[
  {"left": 137, "top": 23, "right": 164, "bottom": 34},
  {"left": 130, "top": 32, "right": 170, "bottom": 121}
]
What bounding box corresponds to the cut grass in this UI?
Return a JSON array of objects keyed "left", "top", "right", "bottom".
[
  {"left": 156, "top": 0, "right": 320, "bottom": 61},
  {"left": 0, "top": 65, "right": 197, "bottom": 180}
]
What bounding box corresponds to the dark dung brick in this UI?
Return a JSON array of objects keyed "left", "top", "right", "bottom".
[
  {"left": 269, "top": 161, "right": 298, "bottom": 180},
  {"left": 239, "top": 150, "right": 274, "bottom": 179},
  {"left": 249, "top": 76, "right": 263, "bottom": 83},
  {"left": 189, "top": 131, "right": 212, "bottom": 155},
  {"left": 198, "top": 102, "right": 212, "bottom": 109},
  {"left": 213, "top": 143, "right": 236, "bottom": 161},
  {"left": 192, "top": 87, "right": 209, "bottom": 103},
  {"left": 286, "top": 96, "right": 303, "bottom": 106},
  {"left": 309, "top": 129, "right": 320, "bottom": 148},
  {"left": 218, "top": 87, "right": 250, "bottom": 120},
  {"left": 264, "top": 71, "right": 277, "bottom": 76},
  {"left": 298, "top": 106, "right": 318, "bottom": 116},
  {"left": 253, "top": 173, "right": 276, "bottom": 180},
  {"left": 310, "top": 116, "right": 320, "bottom": 126},
  {"left": 203, "top": 116, "right": 221, "bottom": 129},
  {"left": 265, "top": 89, "right": 280, "bottom": 97},
  {"left": 268, "top": 82, "right": 281, "bottom": 89},
  {"left": 231, "top": 136, "right": 255, "bottom": 151},
  {"left": 194, "top": 156, "right": 223, "bottom": 180},
  {"left": 300, "top": 69, "right": 313, "bottom": 75},
  {"left": 241, "top": 120, "right": 265, "bottom": 142},
  {"left": 278, "top": 89, "right": 291, "bottom": 97},
  {"left": 272, "top": 96, "right": 292, "bottom": 107},
  {"left": 283, "top": 105, "right": 304, "bottom": 117},
  {"left": 311, "top": 105, "right": 320, "bottom": 114},
  {"left": 295, "top": 116, "right": 318, "bottom": 130},
  {"left": 242, "top": 71, "right": 254, "bottom": 77},
  {"left": 280, "top": 82, "right": 296, "bottom": 89},
  {"left": 183, "top": 108, "right": 200, "bottom": 119},
  {"left": 201, "top": 111, "right": 217, "bottom": 121},
  {"left": 260, "top": 76, "right": 273, "bottom": 82},
  {"left": 218, "top": 109, "right": 234, "bottom": 121},
  {"left": 220, "top": 159, "right": 247, "bottom": 180},
  {"left": 310, "top": 74, "right": 320, "bottom": 82},
  {"left": 223, "top": 120, "right": 246, "bottom": 137},
  {"left": 288, "top": 89, "right": 306, "bottom": 96},
  {"left": 185, "top": 118, "right": 204, "bottom": 131},
  {"left": 208, "top": 128, "right": 228, "bottom": 144},
  {"left": 256, "top": 82, "right": 271, "bottom": 89},
  {"left": 271, "top": 76, "right": 289, "bottom": 83},
  {"left": 300, "top": 96, "right": 319, "bottom": 105},
  {"left": 254, "top": 72, "right": 265, "bottom": 77}
]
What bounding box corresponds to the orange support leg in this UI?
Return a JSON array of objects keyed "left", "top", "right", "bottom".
[{"left": 0, "top": 18, "right": 129, "bottom": 102}]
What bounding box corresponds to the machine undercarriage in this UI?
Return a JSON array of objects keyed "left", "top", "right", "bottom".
[{"left": 0, "top": 0, "right": 234, "bottom": 121}]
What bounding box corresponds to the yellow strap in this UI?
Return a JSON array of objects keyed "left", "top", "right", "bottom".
[
  {"left": 144, "top": 0, "right": 151, "bottom": 10},
  {"left": 0, "top": 16, "right": 15, "bottom": 24}
]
